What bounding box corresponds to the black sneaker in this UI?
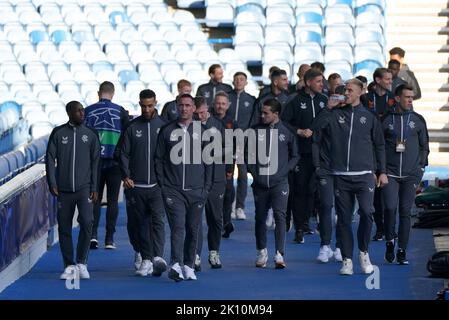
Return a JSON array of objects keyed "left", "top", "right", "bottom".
[
  {"left": 293, "top": 230, "right": 305, "bottom": 244},
  {"left": 396, "top": 249, "right": 409, "bottom": 265},
  {"left": 90, "top": 239, "right": 98, "bottom": 249},
  {"left": 385, "top": 240, "right": 395, "bottom": 263},
  {"left": 372, "top": 230, "right": 384, "bottom": 241},
  {"left": 303, "top": 225, "right": 314, "bottom": 235},
  {"left": 393, "top": 231, "right": 398, "bottom": 240},
  {"left": 222, "top": 222, "right": 234, "bottom": 238}
]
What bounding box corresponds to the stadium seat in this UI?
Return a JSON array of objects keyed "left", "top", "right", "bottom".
[
  {"left": 51, "top": 30, "right": 71, "bottom": 45},
  {"left": 296, "top": 12, "right": 324, "bottom": 27},
  {"left": 29, "top": 121, "right": 53, "bottom": 140},
  {"left": 29, "top": 30, "right": 49, "bottom": 45},
  {"left": 48, "top": 110, "right": 68, "bottom": 126},
  {"left": 118, "top": 70, "right": 140, "bottom": 86},
  {"left": 325, "top": 43, "right": 354, "bottom": 64},
  {"left": 354, "top": 59, "right": 383, "bottom": 80}
]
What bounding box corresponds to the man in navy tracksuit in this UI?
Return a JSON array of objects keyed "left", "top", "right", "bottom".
[
  {"left": 382, "top": 84, "right": 429, "bottom": 265},
  {"left": 84, "top": 81, "right": 129, "bottom": 249},
  {"left": 160, "top": 79, "right": 192, "bottom": 122},
  {"left": 282, "top": 68, "right": 328, "bottom": 243},
  {"left": 46, "top": 101, "right": 100, "bottom": 280},
  {"left": 227, "top": 72, "right": 256, "bottom": 220},
  {"left": 318, "top": 79, "right": 388, "bottom": 275},
  {"left": 193, "top": 96, "right": 232, "bottom": 270},
  {"left": 251, "top": 69, "right": 290, "bottom": 127},
  {"left": 118, "top": 89, "right": 168, "bottom": 277},
  {"left": 155, "top": 93, "right": 213, "bottom": 282},
  {"left": 366, "top": 68, "right": 395, "bottom": 241},
  {"left": 311, "top": 95, "right": 345, "bottom": 263},
  {"left": 196, "top": 64, "right": 233, "bottom": 109},
  {"left": 248, "top": 98, "right": 299, "bottom": 268}
]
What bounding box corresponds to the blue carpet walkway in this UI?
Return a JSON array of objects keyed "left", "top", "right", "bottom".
[{"left": 0, "top": 188, "right": 443, "bottom": 300}]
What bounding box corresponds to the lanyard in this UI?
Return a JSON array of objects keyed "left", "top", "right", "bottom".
[
  {"left": 372, "top": 94, "right": 388, "bottom": 113},
  {"left": 392, "top": 113, "right": 411, "bottom": 141}
]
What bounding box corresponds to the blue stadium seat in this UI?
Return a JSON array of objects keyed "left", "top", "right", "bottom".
[
  {"left": 29, "top": 30, "right": 49, "bottom": 45},
  {"left": 92, "top": 60, "right": 114, "bottom": 74},
  {"left": 109, "top": 11, "right": 129, "bottom": 28},
  {"left": 296, "top": 30, "right": 323, "bottom": 45},
  {"left": 51, "top": 30, "right": 71, "bottom": 45},
  {"left": 354, "top": 59, "right": 383, "bottom": 78},
  {"left": 0, "top": 101, "right": 22, "bottom": 122},
  {"left": 0, "top": 156, "right": 11, "bottom": 184},
  {"left": 12, "top": 150, "right": 26, "bottom": 173},
  {"left": 118, "top": 70, "right": 140, "bottom": 86},
  {"left": 296, "top": 12, "right": 324, "bottom": 27}
]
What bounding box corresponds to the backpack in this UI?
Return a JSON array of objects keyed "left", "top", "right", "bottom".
[{"left": 427, "top": 251, "right": 449, "bottom": 278}]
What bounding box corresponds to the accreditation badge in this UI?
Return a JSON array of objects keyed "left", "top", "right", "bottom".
[{"left": 396, "top": 141, "right": 406, "bottom": 153}]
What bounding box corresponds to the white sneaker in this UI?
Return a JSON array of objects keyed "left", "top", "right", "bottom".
[
  {"left": 77, "top": 263, "right": 90, "bottom": 279},
  {"left": 334, "top": 248, "right": 343, "bottom": 262},
  {"left": 340, "top": 258, "right": 354, "bottom": 275},
  {"left": 231, "top": 211, "right": 237, "bottom": 220},
  {"left": 168, "top": 262, "right": 184, "bottom": 282},
  {"left": 359, "top": 251, "right": 374, "bottom": 274},
  {"left": 255, "top": 248, "right": 268, "bottom": 268},
  {"left": 274, "top": 250, "right": 286, "bottom": 269},
  {"left": 317, "top": 245, "right": 334, "bottom": 263},
  {"left": 60, "top": 265, "right": 78, "bottom": 280},
  {"left": 235, "top": 208, "right": 246, "bottom": 220},
  {"left": 183, "top": 265, "right": 197, "bottom": 280},
  {"left": 152, "top": 256, "right": 167, "bottom": 277},
  {"left": 208, "top": 250, "right": 222, "bottom": 269},
  {"left": 135, "top": 259, "right": 153, "bottom": 276},
  {"left": 134, "top": 252, "right": 142, "bottom": 270}
]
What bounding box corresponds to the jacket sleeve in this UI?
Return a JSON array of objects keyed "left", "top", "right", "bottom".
[
  {"left": 121, "top": 108, "right": 130, "bottom": 128},
  {"left": 404, "top": 70, "right": 422, "bottom": 100},
  {"left": 249, "top": 98, "right": 262, "bottom": 127},
  {"left": 118, "top": 126, "right": 132, "bottom": 179},
  {"left": 372, "top": 116, "right": 386, "bottom": 174},
  {"left": 311, "top": 110, "right": 329, "bottom": 169},
  {"left": 90, "top": 132, "right": 101, "bottom": 192},
  {"left": 418, "top": 115, "right": 429, "bottom": 167},
  {"left": 160, "top": 102, "right": 170, "bottom": 121},
  {"left": 154, "top": 129, "right": 166, "bottom": 187},
  {"left": 288, "top": 131, "right": 300, "bottom": 171},
  {"left": 45, "top": 129, "right": 58, "bottom": 190},
  {"left": 281, "top": 99, "right": 298, "bottom": 133}
]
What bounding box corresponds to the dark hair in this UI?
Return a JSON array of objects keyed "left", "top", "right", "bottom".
[
  {"left": 233, "top": 71, "right": 247, "bottom": 79},
  {"left": 394, "top": 84, "right": 414, "bottom": 97},
  {"left": 311, "top": 61, "right": 325, "bottom": 72},
  {"left": 139, "top": 89, "right": 156, "bottom": 100},
  {"left": 270, "top": 69, "right": 287, "bottom": 81},
  {"left": 99, "top": 81, "right": 115, "bottom": 94},
  {"left": 367, "top": 81, "right": 376, "bottom": 92},
  {"left": 335, "top": 85, "right": 345, "bottom": 95},
  {"left": 177, "top": 93, "right": 195, "bottom": 104},
  {"left": 373, "top": 67, "right": 392, "bottom": 80},
  {"left": 208, "top": 64, "right": 222, "bottom": 75},
  {"left": 177, "top": 79, "right": 191, "bottom": 89},
  {"left": 304, "top": 68, "right": 323, "bottom": 83},
  {"left": 388, "top": 59, "right": 401, "bottom": 68},
  {"left": 328, "top": 73, "right": 341, "bottom": 82},
  {"left": 263, "top": 98, "right": 282, "bottom": 114},
  {"left": 269, "top": 66, "right": 280, "bottom": 76},
  {"left": 389, "top": 47, "right": 405, "bottom": 58},
  {"left": 66, "top": 100, "right": 82, "bottom": 113},
  {"left": 355, "top": 75, "right": 368, "bottom": 84},
  {"left": 194, "top": 96, "right": 207, "bottom": 109}
]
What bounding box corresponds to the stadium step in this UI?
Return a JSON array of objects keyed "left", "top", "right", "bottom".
[{"left": 387, "top": 0, "right": 449, "bottom": 165}]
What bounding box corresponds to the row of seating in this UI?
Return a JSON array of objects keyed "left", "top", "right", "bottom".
[{"left": 0, "top": 135, "right": 48, "bottom": 186}]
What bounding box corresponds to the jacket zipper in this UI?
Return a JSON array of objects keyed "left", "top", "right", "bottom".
[
  {"left": 399, "top": 115, "right": 403, "bottom": 177},
  {"left": 346, "top": 109, "right": 354, "bottom": 171},
  {"left": 72, "top": 127, "right": 76, "bottom": 192},
  {"left": 267, "top": 127, "right": 273, "bottom": 188},
  {"left": 235, "top": 92, "right": 240, "bottom": 122},
  {"left": 182, "top": 127, "right": 187, "bottom": 190},
  {"left": 147, "top": 122, "right": 151, "bottom": 185},
  {"left": 311, "top": 96, "right": 316, "bottom": 118}
]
